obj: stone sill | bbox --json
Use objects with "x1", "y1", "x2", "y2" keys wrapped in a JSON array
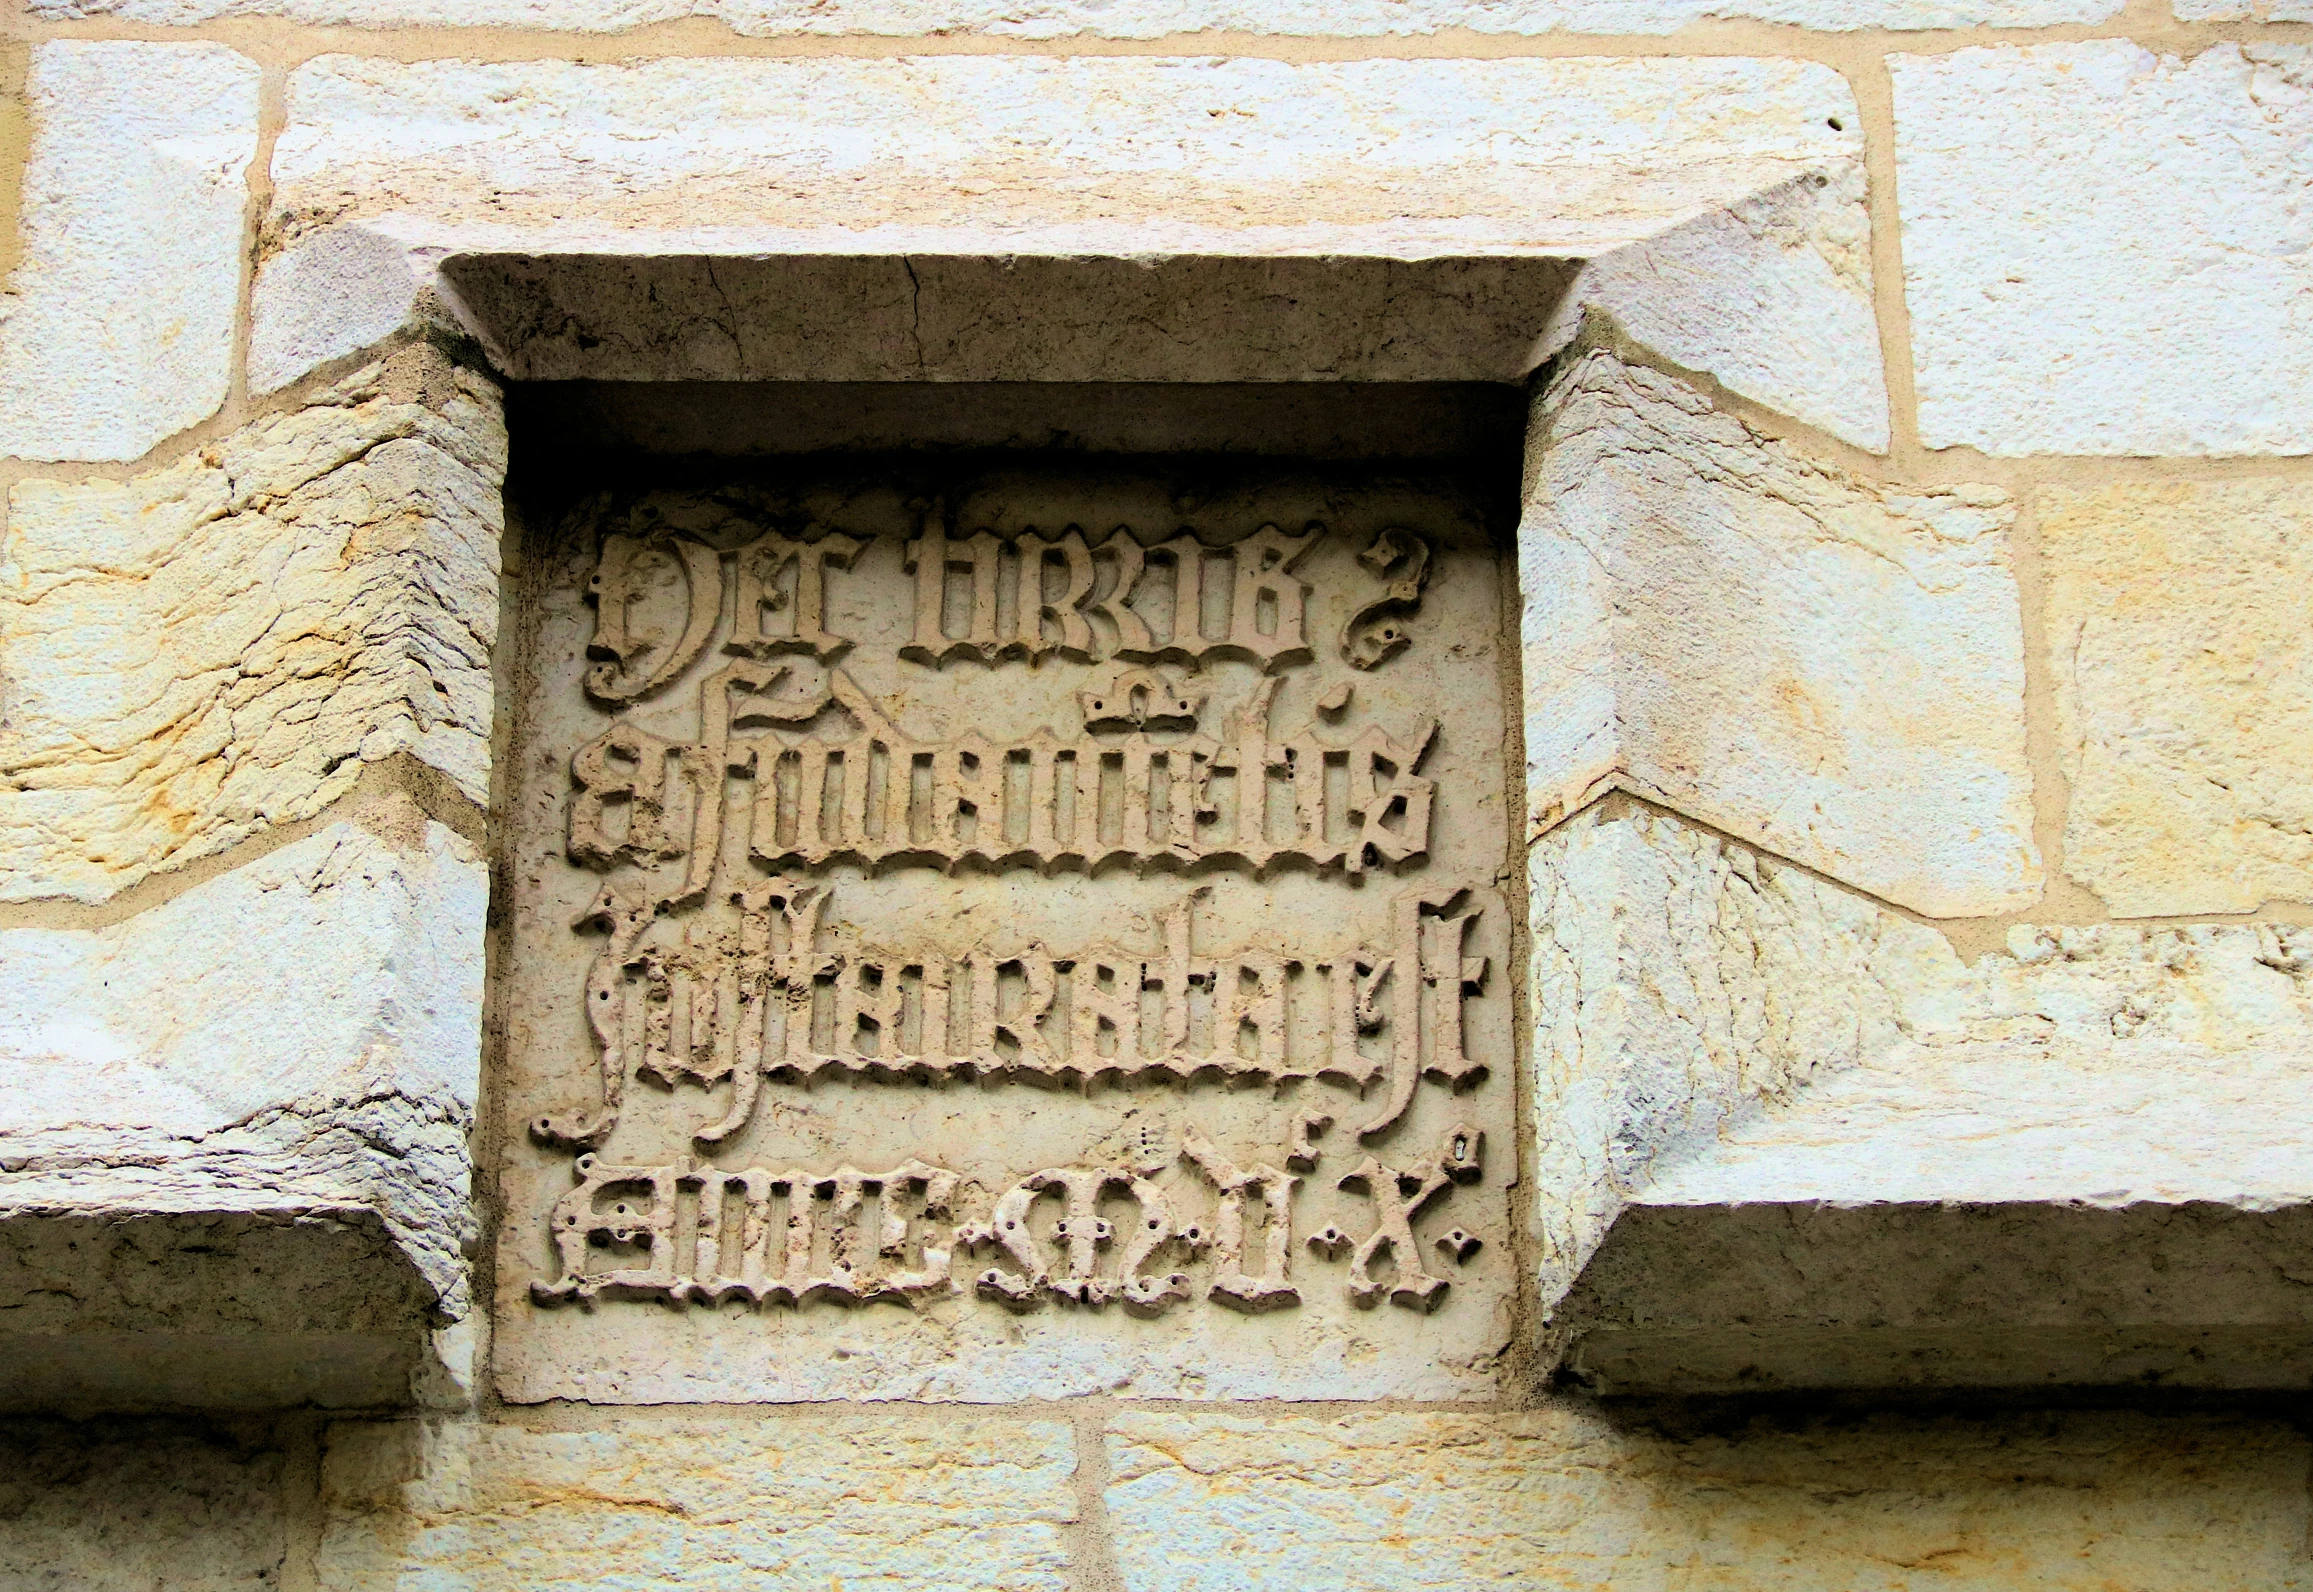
[
  {"x1": 0, "y1": 1209, "x2": 441, "y2": 1413},
  {"x1": 1557, "y1": 1200, "x2": 2313, "y2": 1394}
]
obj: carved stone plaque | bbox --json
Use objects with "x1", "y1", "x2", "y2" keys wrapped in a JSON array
[{"x1": 495, "y1": 463, "x2": 1519, "y2": 1402}]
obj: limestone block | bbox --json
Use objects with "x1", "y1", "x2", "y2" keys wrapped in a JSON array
[
  {"x1": 0, "y1": 349, "x2": 505, "y2": 905},
  {"x1": 314, "y1": 1416, "x2": 1077, "y2": 1590},
  {"x1": 494, "y1": 466, "x2": 1520, "y2": 1405},
  {"x1": 1537, "y1": 166, "x2": 1888, "y2": 449},
  {"x1": 1537, "y1": 802, "x2": 2313, "y2": 1388},
  {"x1": 2176, "y1": 0, "x2": 2313, "y2": 14},
  {"x1": 2043, "y1": 480, "x2": 2313, "y2": 916},
  {"x1": 0, "y1": 43, "x2": 259, "y2": 464},
  {"x1": 0, "y1": 1419, "x2": 288, "y2": 1588},
  {"x1": 1897, "y1": 42, "x2": 2313, "y2": 456},
  {"x1": 1522, "y1": 350, "x2": 2038, "y2": 917},
  {"x1": 1528, "y1": 803, "x2": 1953, "y2": 1308},
  {"x1": 1104, "y1": 1408, "x2": 2310, "y2": 1592},
  {"x1": 0, "y1": 813, "x2": 486, "y2": 1408},
  {"x1": 26, "y1": 0, "x2": 2123, "y2": 30},
  {"x1": 256, "y1": 53, "x2": 1864, "y2": 422}
]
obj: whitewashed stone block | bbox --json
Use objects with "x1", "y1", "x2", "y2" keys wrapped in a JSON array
[
  {"x1": 256, "y1": 53, "x2": 1865, "y2": 429},
  {"x1": 1522, "y1": 350, "x2": 2038, "y2": 917},
  {"x1": 0, "y1": 813, "x2": 486, "y2": 1408},
  {"x1": 314, "y1": 1417, "x2": 1077, "y2": 1590},
  {"x1": 1897, "y1": 42, "x2": 2313, "y2": 456},
  {"x1": 1537, "y1": 165, "x2": 1889, "y2": 450},
  {"x1": 0, "y1": 348, "x2": 504, "y2": 905},
  {"x1": 1104, "y1": 1408, "x2": 2309, "y2": 1592},
  {"x1": 24, "y1": 0, "x2": 2124, "y2": 31},
  {"x1": 2175, "y1": 0, "x2": 2313, "y2": 14},
  {"x1": 2044, "y1": 480, "x2": 2313, "y2": 916},
  {"x1": 0, "y1": 42, "x2": 259, "y2": 464},
  {"x1": 1528, "y1": 803, "x2": 1949, "y2": 1308},
  {"x1": 1537, "y1": 803, "x2": 2313, "y2": 1389}
]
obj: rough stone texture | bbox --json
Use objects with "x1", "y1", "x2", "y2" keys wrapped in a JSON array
[
  {"x1": 497, "y1": 465, "x2": 1519, "y2": 1405},
  {"x1": 315, "y1": 1416, "x2": 1078, "y2": 1590},
  {"x1": 0, "y1": 813, "x2": 486, "y2": 1327},
  {"x1": 1530, "y1": 802, "x2": 2313, "y2": 1299},
  {"x1": 0, "y1": 348, "x2": 505, "y2": 905},
  {"x1": 23, "y1": 0, "x2": 2124, "y2": 28},
  {"x1": 1565, "y1": 1203, "x2": 2313, "y2": 1392},
  {"x1": 0, "y1": 1419, "x2": 288, "y2": 1587},
  {"x1": 0, "y1": 42, "x2": 259, "y2": 464},
  {"x1": 429, "y1": 254, "x2": 1581, "y2": 388},
  {"x1": 1897, "y1": 42, "x2": 2313, "y2": 457},
  {"x1": 255, "y1": 53, "x2": 1868, "y2": 435},
  {"x1": 1105, "y1": 1408, "x2": 2311, "y2": 1591},
  {"x1": 2042, "y1": 480, "x2": 2313, "y2": 916},
  {"x1": 1521, "y1": 350, "x2": 2038, "y2": 917},
  {"x1": 2176, "y1": 0, "x2": 2313, "y2": 14},
  {"x1": 1536, "y1": 802, "x2": 2313, "y2": 1385},
  {"x1": 1529, "y1": 802, "x2": 1949, "y2": 1310},
  {"x1": 1538, "y1": 167, "x2": 1887, "y2": 449}
]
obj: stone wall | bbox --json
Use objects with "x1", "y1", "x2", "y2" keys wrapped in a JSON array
[{"x1": 3, "y1": 0, "x2": 2310, "y2": 1585}]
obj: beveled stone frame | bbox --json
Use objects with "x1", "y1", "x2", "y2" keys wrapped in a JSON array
[{"x1": 22, "y1": 82, "x2": 2300, "y2": 1409}]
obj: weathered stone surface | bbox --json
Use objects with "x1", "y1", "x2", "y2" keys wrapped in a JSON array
[
  {"x1": 1530, "y1": 801, "x2": 2313, "y2": 1296},
  {"x1": 0, "y1": 1419, "x2": 287, "y2": 1587},
  {"x1": 1105, "y1": 1407, "x2": 2311, "y2": 1591},
  {"x1": 25, "y1": 0, "x2": 2123, "y2": 28},
  {"x1": 2176, "y1": 0, "x2": 2313, "y2": 14},
  {"x1": 0, "y1": 349, "x2": 504, "y2": 905},
  {"x1": 256, "y1": 53, "x2": 1862, "y2": 417},
  {"x1": 1897, "y1": 42, "x2": 2313, "y2": 456},
  {"x1": 496, "y1": 464, "x2": 1518, "y2": 1404},
  {"x1": 0, "y1": 42, "x2": 259, "y2": 464},
  {"x1": 0, "y1": 812, "x2": 486, "y2": 1325},
  {"x1": 2043, "y1": 480, "x2": 2313, "y2": 916},
  {"x1": 434, "y1": 254, "x2": 1581, "y2": 388},
  {"x1": 1522, "y1": 350, "x2": 2038, "y2": 917},
  {"x1": 1529, "y1": 802, "x2": 1951, "y2": 1309},
  {"x1": 1537, "y1": 802, "x2": 2313, "y2": 1386},
  {"x1": 315, "y1": 1416, "x2": 1077, "y2": 1590},
  {"x1": 1538, "y1": 166, "x2": 1887, "y2": 450}
]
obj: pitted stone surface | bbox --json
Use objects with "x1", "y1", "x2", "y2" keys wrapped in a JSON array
[
  {"x1": 1521, "y1": 350, "x2": 2038, "y2": 917},
  {"x1": 1104, "y1": 1408, "x2": 2310, "y2": 1592},
  {"x1": 0, "y1": 351, "x2": 504, "y2": 904},
  {"x1": 0, "y1": 42, "x2": 259, "y2": 464},
  {"x1": 1897, "y1": 42, "x2": 2313, "y2": 456},
  {"x1": 25, "y1": 0, "x2": 2123, "y2": 28},
  {"x1": 315, "y1": 1416, "x2": 1077, "y2": 1590},
  {"x1": 0, "y1": 813, "x2": 486, "y2": 1315},
  {"x1": 2043, "y1": 480, "x2": 2313, "y2": 916},
  {"x1": 497, "y1": 462, "x2": 1519, "y2": 1403}
]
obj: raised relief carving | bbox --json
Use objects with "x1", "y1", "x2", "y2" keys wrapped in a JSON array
[
  {"x1": 1337, "y1": 1124, "x2": 1484, "y2": 1312},
  {"x1": 510, "y1": 475, "x2": 1511, "y2": 1389},
  {"x1": 534, "y1": 1153, "x2": 961, "y2": 1307},
  {"x1": 1341, "y1": 528, "x2": 1432, "y2": 671},
  {"x1": 904, "y1": 520, "x2": 1319, "y2": 671},
  {"x1": 566, "y1": 666, "x2": 1438, "y2": 882},
  {"x1": 531, "y1": 881, "x2": 1489, "y2": 1148}
]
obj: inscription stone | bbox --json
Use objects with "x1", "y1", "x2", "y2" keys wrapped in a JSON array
[{"x1": 497, "y1": 463, "x2": 1518, "y2": 1402}]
